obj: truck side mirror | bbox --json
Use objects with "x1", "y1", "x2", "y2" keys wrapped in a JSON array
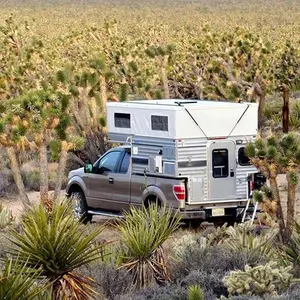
[{"x1": 84, "y1": 164, "x2": 93, "y2": 173}]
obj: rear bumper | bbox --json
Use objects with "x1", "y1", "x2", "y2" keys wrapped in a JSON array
[
  {"x1": 179, "y1": 210, "x2": 206, "y2": 220},
  {"x1": 178, "y1": 200, "x2": 250, "y2": 220}
]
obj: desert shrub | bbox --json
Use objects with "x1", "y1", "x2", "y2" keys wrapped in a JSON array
[
  {"x1": 79, "y1": 262, "x2": 134, "y2": 300},
  {"x1": 181, "y1": 269, "x2": 227, "y2": 298},
  {"x1": 21, "y1": 162, "x2": 67, "y2": 191},
  {"x1": 118, "y1": 203, "x2": 181, "y2": 289},
  {"x1": 0, "y1": 168, "x2": 18, "y2": 195},
  {"x1": 282, "y1": 220, "x2": 300, "y2": 277},
  {"x1": 0, "y1": 256, "x2": 47, "y2": 300},
  {"x1": 224, "y1": 222, "x2": 279, "y2": 259},
  {"x1": 223, "y1": 261, "x2": 294, "y2": 297},
  {"x1": 276, "y1": 283, "x2": 300, "y2": 299},
  {"x1": 118, "y1": 284, "x2": 187, "y2": 300},
  {"x1": 0, "y1": 203, "x2": 14, "y2": 230},
  {"x1": 187, "y1": 285, "x2": 205, "y2": 300},
  {"x1": 171, "y1": 245, "x2": 268, "y2": 281},
  {"x1": 7, "y1": 199, "x2": 106, "y2": 299},
  {"x1": 0, "y1": 232, "x2": 12, "y2": 260},
  {"x1": 222, "y1": 296, "x2": 264, "y2": 300}
]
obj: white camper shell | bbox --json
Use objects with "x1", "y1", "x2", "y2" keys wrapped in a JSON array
[{"x1": 107, "y1": 99, "x2": 258, "y2": 205}]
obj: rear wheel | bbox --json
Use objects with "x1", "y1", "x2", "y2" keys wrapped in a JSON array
[{"x1": 70, "y1": 191, "x2": 92, "y2": 224}]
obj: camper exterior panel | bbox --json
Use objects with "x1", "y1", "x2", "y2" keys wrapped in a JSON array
[
  {"x1": 107, "y1": 104, "x2": 177, "y2": 140},
  {"x1": 107, "y1": 100, "x2": 258, "y2": 141},
  {"x1": 175, "y1": 106, "x2": 255, "y2": 139},
  {"x1": 176, "y1": 139, "x2": 208, "y2": 202},
  {"x1": 229, "y1": 105, "x2": 258, "y2": 137},
  {"x1": 130, "y1": 137, "x2": 176, "y2": 175},
  {"x1": 174, "y1": 110, "x2": 206, "y2": 139}
]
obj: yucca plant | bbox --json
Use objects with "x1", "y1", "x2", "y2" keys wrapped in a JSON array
[
  {"x1": 118, "y1": 203, "x2": 181, "y2": 289},
  {"x1": 0, "y1": 256, "x2": 47, "y2": 300},
  {"x1": 283, "y1": 220, "x2": 300, "y2": 277},
  {"x1": 7, "y1": 199, "x2": 106, "y2": 299},
  {"x1": 0, "y1": 203, "x2": 15, "y2": 230},
  {"x1": 224, "y1": 222, "x2": 278, "y2": 260},
  {"x1": 187, "y1": 285, "x2": 205, "y2": 300}
]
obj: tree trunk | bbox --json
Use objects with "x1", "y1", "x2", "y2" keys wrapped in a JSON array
[
  {"x1": 72, "y1": 130, "x2": 108, "y2": 167},
  {"x1": 100, "y1": 75, "x2": 107, "y2": 117},
  {"x1": 257, "y1": 92, "x2": 266, "y2": 133},
  {"x1": 269, "y1": 177, "x2": 287, "y2": 242},
  {"x1": 39, "y1": 142, "x2": 50, "y2": 211},
  {"x1": 52, "y1": 142, "x2": 68, "y2": 202},
  {"x1": 6, "y1": 146, "x2": 31, "y2": 207},
  {"x1": 282, "y1": 87, "x2": 290, "y2": 133},
  {"x1": 286, "y1": 177, "x2": 296, "y2": 240},
  {"x1": 161, "y1": 56, "x2": 170, "y2": 99}
]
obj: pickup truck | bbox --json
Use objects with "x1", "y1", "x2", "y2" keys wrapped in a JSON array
[{"x1": 66, "y1": 145, "x2": 206, "y2": 222}]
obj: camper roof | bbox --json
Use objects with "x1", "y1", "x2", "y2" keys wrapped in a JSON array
[
  {"x1": 107, "y1": 99, "x2": 255, "y2": 110},
  {"x1": 106, "y1": 99, "x2": 258, "y2": 141}
]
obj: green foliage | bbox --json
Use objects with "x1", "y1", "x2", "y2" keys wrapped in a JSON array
[
  {"x1": 187, "y1": 285, "x2": 205, "y2": 300},
  {"x1": 224, "y1": 261, "x2": 294, "y2": 297},
  {"x1": 49, "y1": 139, "x2": 61, "y2": 161},
  {"x1": 0, "y1": 203, "x2": 15, "y2": 229},
  {"x1": 119, "y1": 203, "x2": 181, "y2": 289},
  {"x1": 7, "y1": 199, "x2": 105, "y2": 299},
  {"x1": 283, "y1": 220, "x2": 300, "y2": 277},
  {"x1": 246, "y1": 132, "x2": 300, "y2": 177},
  {"x1": 0, "y1": 256, "x2": 47, "y2": 300},
  {"x1": 224, "y1": 222, "x2": 278, "y2": 259},
  {"x1": 119, "y1": 83, "x2": 129, "y2": 101}
]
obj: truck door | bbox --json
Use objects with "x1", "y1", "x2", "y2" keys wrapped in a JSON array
[
  {"x1": 207, "y1": 140, "x2": 236, "y2": 200},
  {"x1": 112, "y1": 150, "x2": 131, "y2": 211},
  {"x1": 87, "y1": 150, "x2": 123, "y2": 210}
]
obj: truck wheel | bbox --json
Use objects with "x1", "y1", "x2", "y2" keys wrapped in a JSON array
[
  {"x1": 145, "y1": 195, "x2": 161, "y2": 209},
  {"x1": 70, "y1": 191, "x2": 92, "y2": 224}
]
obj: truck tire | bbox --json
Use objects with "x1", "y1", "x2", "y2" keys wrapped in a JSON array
[
  {"x1": 144, "y1": 195, "x2": 161, "y2": 208},
  {"x1": 70, "y1": 191, "x2": 92, "y2": 224}
]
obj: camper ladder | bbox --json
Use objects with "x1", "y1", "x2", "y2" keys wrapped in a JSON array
[{"x1": 241, "y1": 198, "x2": 259, "y2": 224}]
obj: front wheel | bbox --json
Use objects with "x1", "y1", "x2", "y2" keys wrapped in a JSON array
[{"x1": 70, "y1": 191, "x2": 92, "y2": 224}]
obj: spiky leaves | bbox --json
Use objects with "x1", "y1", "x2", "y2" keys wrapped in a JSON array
[
  {"x1": 0, "y1": 257, "x2": 47, "y2": 300},
  {"x1": 119, "y1": 203, "x2": 181, "y2": 289},
  {"x1": 187, "y1": 285, "x2": 205, "y2": 300},
  {"x1": 246, "y1": 132, "x2": 300, "y2": 242},
  {"x1": 7, "y1": 200, "x2": 105, "y2": 299},
  {"x1": 0, "y1": 203, "x2": 15, "y2": 230}
]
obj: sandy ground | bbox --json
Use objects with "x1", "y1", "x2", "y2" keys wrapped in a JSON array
[{"x1": 0, "y1": 174, "x2": 299, "y2": 222}]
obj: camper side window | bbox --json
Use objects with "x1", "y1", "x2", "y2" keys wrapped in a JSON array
[
  {"x1": 238, "y1": 147, "x2": 251, "y2": 166},
  {"x1": 212, "y1": 149, "x2": 229, "y2": 178},
  {"x1": 151, "y1": 115, "x2": 168, "y2": 131},
  {"x1": 115, "y1": 113, "x2": 131, "y2": 128}
]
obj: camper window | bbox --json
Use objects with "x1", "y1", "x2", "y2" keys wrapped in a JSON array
[
  {"x1": 114, "y1": 113, "x2": 131, "y2": 128},
  {"x1": 238, "y1": 147, "x2": 250, "y2": 166},
  {"x1": 212, "y1": 149, "x2": 229, "y2": 178},
  {"x1": 151, "y1": 115, "x2": 168, "y2": 131}
]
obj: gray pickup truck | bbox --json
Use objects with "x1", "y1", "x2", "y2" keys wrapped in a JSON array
[{"x1": 66, "y1": 145, "x2": 205, "y2": 222}]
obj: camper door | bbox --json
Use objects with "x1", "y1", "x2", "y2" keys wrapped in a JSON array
[{"x1": 207, "y1": 140, "x2": 236, "y2": 200}]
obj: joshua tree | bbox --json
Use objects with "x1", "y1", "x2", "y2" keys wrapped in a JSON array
[
  {"x1": 246, "y1": 132, "x2": 300, "y2": 242},
  {"x1": 273, "y1": 41, "x2": 300, "y2": 133},
  {"x1": 1, "y1": 88, "x2": 83, "y2": 210}
]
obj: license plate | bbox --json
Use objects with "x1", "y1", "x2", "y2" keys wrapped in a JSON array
[{"x1": 212, "y1": 208, "x2": 225, "y2": 217}]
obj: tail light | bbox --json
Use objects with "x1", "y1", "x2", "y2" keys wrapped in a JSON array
[
  {"x1": 250, "y1": 181, "x2": 254, "y2": 191},
  {"x1": 173, "y1": 184, "x2": 185, "y2": 201}
]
